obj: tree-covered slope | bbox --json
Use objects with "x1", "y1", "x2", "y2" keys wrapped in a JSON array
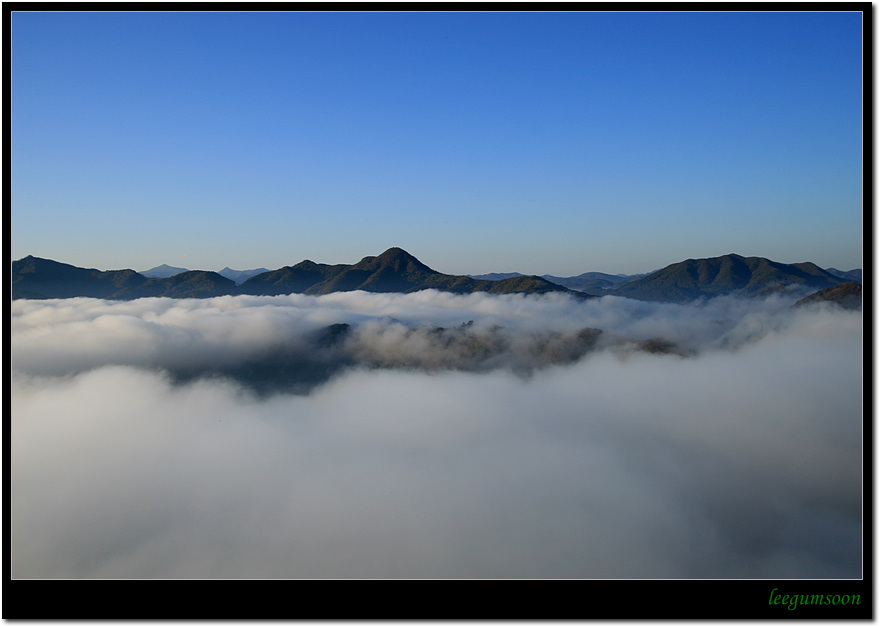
[
  {"x1": 794, "y1": 281, "x2": 862, "y2": 310},
  {"x1": 13, "y1": 257, "x2": 235, "y2": 300},
  {"x1": 610, "y1": 254, "x2": 845, "y2": 302},
  {"x1": 12, "y1": 256, "x2": 148, "y2": 299},
  {"x1": 241, "y1": 248, "x2": 588, "y2": 298},
  {"x1": 114, "y1": 271, "x2": 237, "y2": 299},
  {"x1": 238, "y1": 260, "x2": 349, "y2": 295},
  {"x1": 12, "y1": 248, "x2": 587, "y2": 300}
]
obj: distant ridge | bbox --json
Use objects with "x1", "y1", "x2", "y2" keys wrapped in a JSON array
[
  {"x1": 11, "y1": 250, "x2": 857, "y2": 302},
  {"x1": 470, "y1": 271, "x2": 648, "y2": 295},
  {"x1": 239, "y1": 247, "x2": 587, "y2": 298},
  {"x1": 140, "y1": 264, "x2": 189, "y2": 279},
  {"x1": 541, "y1": 272, "x2": 647, "y2": 295},
  {"x1": 12, "y1": 248, "x2": 588, "y2": 300},
  {"x1": 217, "y1": 267, "x2": 270, "y2": 284},
  {"x1": 13, "y1": 256, "x2": 148, "y2": 300},
  {"x1": 114, "y1": 271, "x2": 236, "y2": 299},
  {"x1": 468, "y1": 272, "x2": 524, "y2": 281},
  {"x1": 610, "y1": 254, "x2": 847, "y2": 303},
  {"x1": 825, "y1": 268, "x2": 862, "y2": 283}
]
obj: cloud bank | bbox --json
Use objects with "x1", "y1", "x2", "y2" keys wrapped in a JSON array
[{"x1": 10, "y1": 291, "x2": 863, "y2": 578}]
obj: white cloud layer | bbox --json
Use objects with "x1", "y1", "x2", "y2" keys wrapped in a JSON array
[{"x1": 10, "y1": 291, "x2": 863, "y2": 578}]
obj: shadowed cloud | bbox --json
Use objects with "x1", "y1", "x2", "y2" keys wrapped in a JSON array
[{"x1": 10, "y1": 290, "x2": 862, "y2": 578}]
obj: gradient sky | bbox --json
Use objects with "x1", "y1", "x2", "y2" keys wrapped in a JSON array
[{"x1": 10, "y1": 10, "x2": 864, "y2": 276}]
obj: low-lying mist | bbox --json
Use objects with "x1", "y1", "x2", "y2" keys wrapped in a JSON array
[{"x1": 11, "y1": 290, "x2": 863, "y2": 578}]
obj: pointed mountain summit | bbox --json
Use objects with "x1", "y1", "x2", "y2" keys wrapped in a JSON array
[
  {"x1": 361, "y1": 247, "x2": 434, "y2": 272},
  {"x1": 11, "y1": 249, "x2": 590, "y2": 300},
  {"x1": 240, "y1": 247, "x2": 589, "y2": 298},
  {"x1": 313, "y1": 247, "x2": 445, "y2": 294},
  {"x1": 12, "y1": 250, "x2": 852, "y2": 303}
]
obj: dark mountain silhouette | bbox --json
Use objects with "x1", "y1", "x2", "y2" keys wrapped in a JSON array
[
  {"x1": 113, "y1": 271, "x2": 237, "y2": 299},
  {"x1": 12, "y1": 250, "x2": 854, "y2": 303},
  {"x1": 12, "y1": 256, "x2": 236, "y2": 300},
  {"x1": 542, "y1": 272, "x2": 647, "y2": 295},
  {"x1": 140, "y1": 264, "x2": 189, "y2": 279},
  {"x1": 825, "y1": 268, "x2": 862, "y2": 283},
  {"x1": 470, "y1": 270, "x2": 647, "y2": 295},
  {"x1": 164, "y1": 321, "x2": 611, "y2": 397},
  {"x1": 239, "y1": 248, "x2": 588, "y2": 298},
  {"x1": 794, "y1": 281, "x2": 862, "y2": 310},
  {"x1": 483, "y1": 275, "x2": 576, "y2": 296},
  {"x1": 610, "y1": 254, "x2": 846, "y2": 303},
  {"x1": 236, "y1": 259, "x2": 350, "y2": 295},
  {"x1": 12, "y1": 256, "x2": 148, "y2": 299},
  {"x1": 12, "y1": 249, "x2": 587, "y2": 300},
  {"x1": 140, "y1": 264, "x2": 269, "y2": 284},
  {"x1": 217, "y1": 267, "x2": 270, "y2": 284},
  {"x1": 309, "y1": 247, "x2": 439, "y2": 294},
  {"x1": 468, "y1": 272, "x2": 523, "y2": 281}
]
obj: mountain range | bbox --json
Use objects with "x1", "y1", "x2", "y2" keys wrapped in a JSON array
[
  {"x1": 141, "y1": 264, "x2": 270, "y2": 284},
  {"x1": 12, "y1": 248, "x2": 587, "y2": 301},
  {"x1": 470, "y1": 271, "x2": 651, "y2": 295},
  {"x1": 473, "y1": 254, "x2": 859, "y2": 302},
  {"x1": 139, "y1": 264, "x2": 190, "y2": 279},
  {"x1": 12, "y1": 249, "x2": 860, "y2": 303},
  {"x1": 609, "y1": 253, "x2": 851, "y2": 303},
  {"x1": 218, "y1": 267, "x2": 271, "y2": 284},
  {"x1": 235, "y1": 248, "x2": 579, "y2": 297},
  {"x1": 825, "y1": 268, "x2": 863, "y2": 283}
]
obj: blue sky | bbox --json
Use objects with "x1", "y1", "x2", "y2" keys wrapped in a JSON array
[{"x1": 11, "y1": 10, "x2": 864, "y2": 276}]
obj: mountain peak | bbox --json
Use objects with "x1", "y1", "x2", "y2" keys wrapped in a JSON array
[
  {"x1": 351, "y1": 247, "x2": 435, "y2": 274},
  {"x1": 13, "y1": 250, "x2": 582, "y2": 300},
  {"x1": 141, "y1": 263, "x2": 189, "y2": 278},
  {"x1": 376, "y1": 247, "x2": 417, "y2": 261}
]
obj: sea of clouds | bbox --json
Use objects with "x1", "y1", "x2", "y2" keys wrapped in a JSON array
[{"x1": 11, "y1": 290, "x2": 863, "y2": 578}]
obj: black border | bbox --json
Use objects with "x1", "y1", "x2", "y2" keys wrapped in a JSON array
[{"x1": 4, "y1": 3, "x2": 873, "y2": 620}]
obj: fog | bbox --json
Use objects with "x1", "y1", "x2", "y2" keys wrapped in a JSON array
[{"x1": 10, "y1": 290, "x2": 863, "y2": 578}]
